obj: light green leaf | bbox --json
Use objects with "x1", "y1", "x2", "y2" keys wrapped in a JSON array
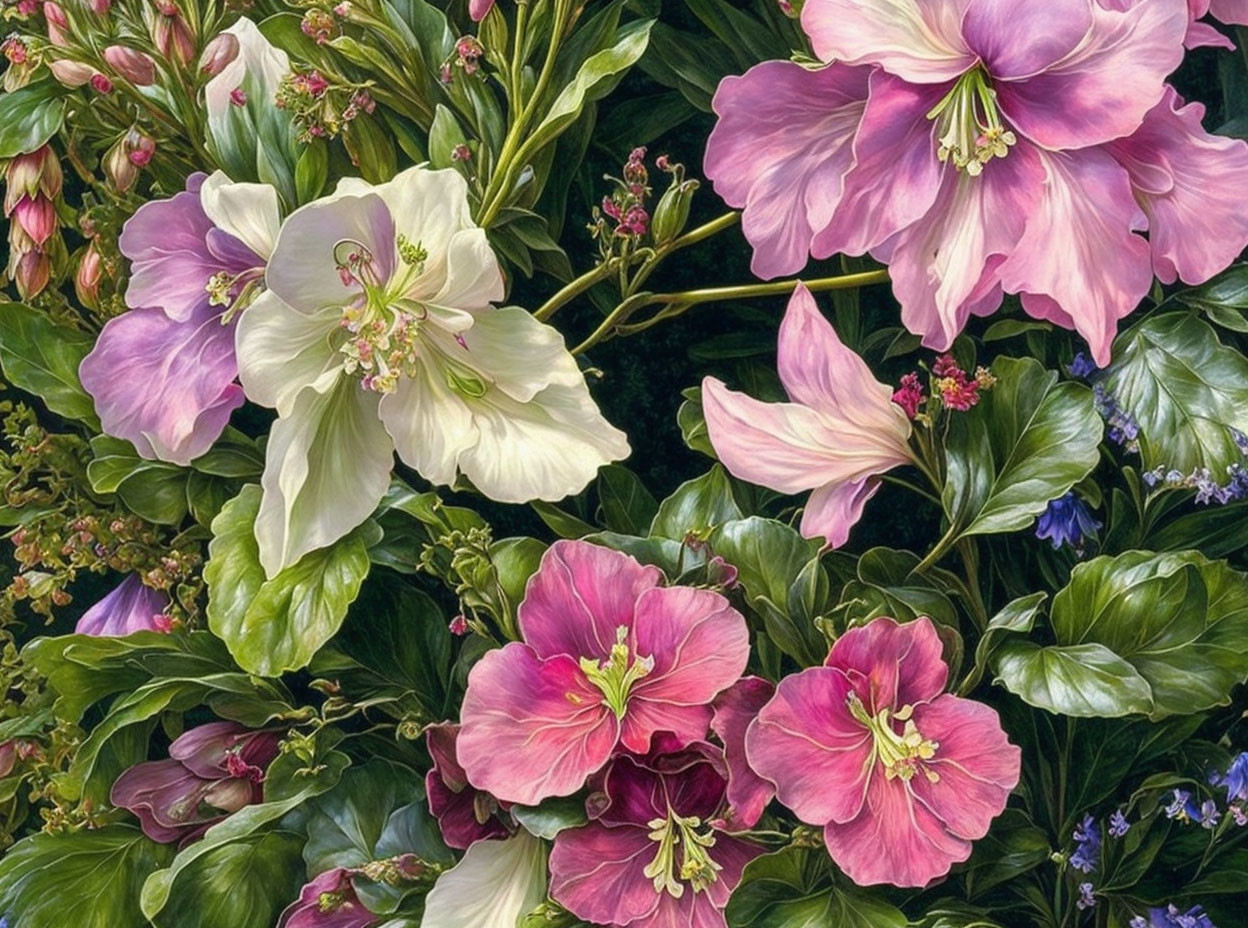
[
  {"x1": 206, "y1": 485, "x2": 373, "y2": 676},
  {"x1": 0, "y1": 826, "x2": 173, "y2": 928},
  {"x1": 943, "y1": 356, "x2": 1101, "y2": 538},
  {"x1": 511, "y1": 797, "x2": 589, "y2": 840},
  {"x1": 994, "y1": 640, "x2": 1154, "y2": 718},
  {"x1": 0, "y1": 81, "x2": 68, "y2": 157},
  {"x1": 0, "y1": 302, "x2": 99, "y2": 424}
]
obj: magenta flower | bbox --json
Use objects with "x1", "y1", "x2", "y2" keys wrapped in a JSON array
[
  {"x1": 701, "y1": 285, "x2": 914, "y2": 547},
  {"x1": 549, "y1": 743, "x2": 762, "y2": 928},
  {"x1": 706, "y1": 0, "x2": 1248, "y2": 364},
  {"x1": 745, "y1": 617, "x2": 1020, "y2": 887},
  {"x1": 457, "y1": 540, "x2": 750, "y2": 806},
  {"x1": 74, "y1": 574, "x2": 171, "y2": 636},
  {"x1": 277, "y1": 868, "x2": 375, "y2": 928},
  {"x1": 111, "y1": 721, "x2": 281, "y2": 843},
  {"x1": 710, "y1": 677, "x2": 775, "y2": 829},
  {"x1": 80, "y1": 171, "x2": 278, "y2": 465},
  {"x1": 424, "y1": 722, "x2": 513, "y2": 850}
]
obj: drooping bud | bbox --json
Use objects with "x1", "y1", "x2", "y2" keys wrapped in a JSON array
[
  {"x1": 12, "y1": 195, "x2": 56, "y2": 245},
  {"x1": 12, "y1": 248, "x2": 51, "y2": 299},
  {"x1": 198, "y1": 31, "x2": 239, "y2": 76},
  {"x1": 48, "y1": 58, "x2": 95, "y2": 87},
  {"x1": 103, "y1": 45, "x2": 157, "y2": 85},
  {"x1": 74, "y1": 240, "x2": 103, "y2": 310},
  {"x1": 151, "y1": 0, "x2": 196, "y2": 66}
]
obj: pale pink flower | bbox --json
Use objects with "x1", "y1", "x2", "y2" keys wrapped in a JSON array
[
  {"x1": 701, "y1": 284, "x2": 914, "y2": 547},
  {"x1": 745, "y1": 617, "x2": 1020, "y2": 887},
  {"x1": 457, "y1": 540, "x2": 750, "y2": 806},
  {"x1": 705, "y1": 0, "x2": 1248, "y2": 365}
]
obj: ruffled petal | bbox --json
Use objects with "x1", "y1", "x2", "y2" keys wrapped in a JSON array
[
  {"x1": 1107, "y1": 86, "x2": 1248, "y2": 285},
  {"x1": 81, "y1": 302, "x2": 243, "y2": 465},
  {"x1": 704, "y1": 61, "x2": 870, "y2": 279},
  {"x1": 961, "y1": 0, "x2": 1091, "y2": 79},
  {"x1": 909, "y1": 694, "x2": 1021, "y2": 841},
  {"x1": 711, "y1": 677, "x2": 777, "y2": 828},
  {"x1": 456, "y1": 306, "x2": 589, "y2": 404},
  {"x1": 826, "y1": 616, "x2": 949, "y2": 710},
  {"x1": 253, "y1": 379, "x2": 393, "y2": 577},
  {"x1": 199, "y1": 171, "x2": 281, "y2": 261},
  {"x1": 799, "y1": 0, "x2": 974, "y2": 82},
  {"x1": 800, "y1": 477, "x2": 882, "y2": 548},
  {"x1": 999, "y1": 146, "x2": 1152, "y2": 366},
  {"x1": 518, "y1": 540, "x2": 663, "y2": 662},
  {"x1": 234, "y1": 292, "x2": 343, "y2": 416},
  {"x1": 745, "y1": 666, "x2": 875, "y2": 826},
  {"x1": 631, "y1": 585, "x2": 750, "y2": 700},
  {"x1": 458, "y1": 644, "x2": 620, "y2": 805},
  {"x1": 994, "y1": 0, "x2": 1188, "y2": 149}
]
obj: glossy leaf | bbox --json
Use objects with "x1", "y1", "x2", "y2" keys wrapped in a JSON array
[
  {"x1": 0, "y1": 81, "x2": 68, "y2": 157},
  {"x1": 0, "y1": 302, "x2": 99, "y2": 424},
  {"x1": 650, "y1": 464, "x2": 743, "y2": 540}
]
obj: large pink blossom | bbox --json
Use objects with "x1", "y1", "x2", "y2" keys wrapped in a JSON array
[
  {"x1": 701, "y1": 285, "x2": 914, "y2": 547},
  {"x1": 705, "y1": 0, "x2": 1248, "y2": 365},
  {"x1": 549, "y1": 742, "x2": 763, "y2": 928},
  {"x1": 745, "y1": 617, "x2": 1020, "y2": 887},
  {"x1": 457, "y1": 540, "x2": 750, "y2": 806}
]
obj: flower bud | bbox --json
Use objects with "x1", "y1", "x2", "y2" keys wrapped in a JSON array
[
  {"x1": 90, "y1": 0, "x2": 111, "y2": 13},
  {"x1": 151, "y1": 1, "x2": 196, "y2": 66},
  {"x1": 103, "y1": 45, "x2": 156, "y2": 85},
  {"x1": 89, "y1": 71, "x2": 113, "y2": 93},
  {"x1": 103, "y1": 136, "x2": 138, "y2": 192},
  {"x1": 12, "y1": 195, "x2": 56, "y2": 245},
  {"x1": 127, "y1": 131, "x2": 155, "y2": 166},
  {"x1": 74, "y1": 240, "x2": 102, "y2": 310},
  {"x1": 198, "y1": 31, "x2": 239, "y2": 77},
  {"x1": 48, "y1": 57, "x2": 94, "y2": 87},
  {"x1": 43, "y1": 1, "x2": 69, "y2": 46},
  {"x1": 12, "y1": 249, "x2": 50, "y2": 299},
  {"x1": 651, "y1": 178, "x2": 698, "y2": 244},
  {"x1": 4, "y1": 146, "x2": 61, "y2": 209}
]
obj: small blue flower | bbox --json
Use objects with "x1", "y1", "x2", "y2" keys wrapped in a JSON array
[
  {"x1": 1221, "y1": 752, "x2": 1248, "y2": 804},
  {"x1": 1108, "y1": 809, "x2": 1130, "y2": 838},
  {"x1": 1198, "y1": 799, "x2": 1221, "y2": 830},
  {"x1": 1068, "y1": 353, "x2": 1099, "y2": 379},
  {"x1": 1092, "y1": 384, "x2": 1141, "y2": 450},
  {"x1": 1164, "y1": 789, "x2": 1202, "y2": 823},
  {"x1": 1133, "y1": 904, "x2": 1217, "y2": 928},
  {"x1": 1069, "y1": 814, "x2": 1101, "y2": 873},
  {"x1": 1076, "y1": 882, "x2": 1096, "y2": 911},
  {"x1": 1035, "y1": 493, "x2": 1101, "y2": 552}
]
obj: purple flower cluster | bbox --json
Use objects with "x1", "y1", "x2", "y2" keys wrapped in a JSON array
[
  {"x1": 1143, "y1": 431, "x2": 1248, "y2": 504},
  {"x1": 1092, "y1": 383, "x2": 1141, "y2": 451},
  {"x1": 1131, "y1": 905, "x2": 1217, "y2": 928},
  {"x1": 1069, "y1": 814, "x2": 1101, "y2": 873}
]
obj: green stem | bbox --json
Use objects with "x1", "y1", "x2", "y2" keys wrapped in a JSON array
[{"x1": 913, "y1": 521, "x2": 960, "y2": 574}]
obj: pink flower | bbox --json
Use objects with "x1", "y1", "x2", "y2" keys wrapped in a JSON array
[
  {"x1": 745, "y1": 617, "x2": 1020, "y2": 887},
  {"x1": 892, "y1": 372, "x2": 925, "y2": 419},
  {"x1": 710, "y1": 677, "x2": 775, "y2": 829},
  {"x1": 701, "y1": 284, "x2": 914, "y2": 547},
  {"x1": 277, "y1": 868, "x2": 375, "y2": 928},
  {"x1": 549, "y1": 742, "x2": 763, "y2": 928},
  {"x1": 111, "y1": 721, "x2": 281, "y2": 843},
  {"x1": 705, "y1": 0, "x2": 1248, "y2": 365},
  {"x1": 424, "y1": 723, "x2": 512, "y2": 850},
  {"x1": 457, "y1": 540, "x2": 750, "y2": 806}
]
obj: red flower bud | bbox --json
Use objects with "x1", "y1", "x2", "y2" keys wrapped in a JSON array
[
  {"x1": 13, "y1": 196, "x2": 56, "y2": 245},
  {"x1": 90, "y1": 71, "x2": 113, "y2": 93},
  {"x1": 103, "y1": 45, "x2": 156, "y2": 85}
]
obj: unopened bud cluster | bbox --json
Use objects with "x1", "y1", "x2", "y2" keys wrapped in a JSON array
[
  {"x1": 276, "y1": 68, "x2": 376, "y2": 142},
  {"x1": 590, "y1": 148, "x2": 700, "y2": 261},
  {"x1": 3, "y1": 145, "x2": 61, "y2": 299}
]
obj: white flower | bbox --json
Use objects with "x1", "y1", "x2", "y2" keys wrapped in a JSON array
[
  {"x1": 236, "y1": 165, "x2": 629, "y2": 577},
  {"x1": 421, "y1": 833, "x2": 549, "y2": 928}
]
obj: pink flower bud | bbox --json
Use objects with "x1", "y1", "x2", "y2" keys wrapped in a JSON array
[
  {"x1": 0, "y1": 741, "x2": 14, "y2": 778},
  {"x1": 103, "y1": 137, "x2": 138, "y2": 191},
  {"x1": 42, "y1": 1, "x2": 69, "y2": 45},
  {"x1": 128, "y1": 136, "x2": 155, "y2": 166},
  {"x1": 13, "y1": 196, "x2": 55, "y2": 245},
  {"x1": 74, "y1": 241, "x2": 102, "y2": 310},
  {"x1": 468, "y1": 0, "x2": 495, "y2": 20},
  {"x1": 48, "y1": 57, "x2": 94, "y2": 87},
  {"x1": 229, "y1": 87, "x2": 246, "y2": 106},
  {"x1": 152, "y1": 3, "x2": 196, "y2": 66},
  {"x1": 13, "y1": 249, "x2": 51, "y2": 300},
  {"x1": 4, "y1": 146, "x2": 60, "y2": 209},
  {"x1": 103, "y1": 45, "x2": 156, "y2": 85},
  {"x1": 448, "y1": 614, "x2": 470, "y2": 635},
  {"x1": 90, "y1": 71, "x2": 113, "y2": 93},
  {"x1": 90, "y1": 0, "x2": 111, "y2": 13},
  {"x1": 198, "y1": 31, "x2": 238, "y2": 76}
]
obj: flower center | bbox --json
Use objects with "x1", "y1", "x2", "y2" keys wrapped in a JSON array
[
  {"x1": 926, "y1": 67, "x2": 1016, "y2": 176},
  {"x1": 333, "y1": 235, "x2": 439, "y2": 394},
  {"x1": 578, "y1": 626, "x2": 655, "y2": 718},
  {"x1": 204, "y1": 266, "x2": 264, "y2": 317},
  {"x1": 847, "y1": 691, "x2": 940, "y2": 783},
  {"x1": 643, "y1": 811, "x2": 722, "y2": 899}
]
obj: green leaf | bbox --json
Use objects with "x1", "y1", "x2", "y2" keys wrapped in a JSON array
[
  {"x1": 650, "y1": 464, "x2": 743, "y2": 541},
  {"x1": 995, "y1": 551, "x2": 1248, "y2": 719},
  {"x1": 527, "y1": 20, "x2": 654, "y2": 153},
  {"x1": 597, "y1": 464, "x2": 658, "y2": 535},
  {"x1": 141, "y1": 750, "x2": 350, "y2": 923},
  {"x1": 834, "y1": 547, "x2": 960, "y2": 630},
  {"x1": 943, "y1": 356, "x2": 1101, "y2": 538},
  {"x1": 491, "y1": 536, "x2": 547, "y2": 624},
  {"x1": 303, "y1": 759, "x2": 452, "y2": 912},
  {"x1": 427, "y1": 103, "x2": 463, "y2": 169},
  {"x1": 711, "y1": 517, "x2": 828, "y2": 666},
  {"x1": 294, "y1": 139, "x2": 329, "y2": 204},
  {"x1": 1103, "y1": 311, "x2": 1248, "y2": 475},
  {"x1": 0, "y1": 303, "x2": 99, "y2": 424},
  {"x1": 0, "y1": 81, "x2": 68, "y2": 157},
  {"x1": 511, "y1": 797, "x2": 589, "y2": 839},
  {"x1": 963, "y1": 592, "x2": 1047, "y2": 691},
  {"x1": 0, "y1": 826, "x2": 173, "y2": 928},
  {"x1": 961, "y1": 809, "x2": 1051, "y2": 898},
  {"x1": 88, "y1": 436, "x2": 191, "y2": 525},
  {"x1": 725, "y1": 847, "x2": 908, "y2": 928},
  {"x1": 676, "y1": 386, "x2": 715, "y2": 457},
  {"x1": 531, "y1": 500, "x2": 596, "y2": 538},
  {"x1": 206, "y1": 486, "x2": 373, "y2": 676}
]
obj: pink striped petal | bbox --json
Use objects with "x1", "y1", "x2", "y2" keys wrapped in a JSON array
[
  {"x1": 827, "y1": 616, "x2": 948, "y2": 711},
  {"x1": 711, "y1": 677, "x2": 776, "y2": 828}
]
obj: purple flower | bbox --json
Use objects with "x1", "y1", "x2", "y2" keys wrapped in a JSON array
[
  {"x1": 1198, "y1": 799, "x2": 1221, "y2": 829},
  {"x1": 1164, "y1": 789, "x2": 1202, "y2": 823},
  {"x1": 1070, "y1": 814, "x2": 1101, "y2": 873},
  {"x1": 1109, "y1": 809, "x2": 1130, "y2": 838},
  {"x1": 1067, "y1": 353, "x2": 1099, "y2": 379},
  {"x1": 277, "y1": 868, "x2": 375, "y2": 928},
  {"x1": 1076, "y1": 881, "x2": 1096, "y2": 911},
  {"x1": 1222, "y1": 753, "x2": 1248, "y2": 803},
  {"x1": 1035, "y1": 493, "x2": 1101, "y2": 551},
  {"x1": 74, "y1": 575, "x2": 171, "y2": 636},
  {"x1": 1093, "y1": 384, "x2": 1141, "y2": 450},
  {"x1": 1132, "y1": 904, "x2": 1218, "y2": 928},
  {"x1": 79, "y1": 172, "x2": 278, "y2": 465},
  {"x1": 110, "y1": 721, "x2": 281, "y2": 843},
  {"x1": 423, "y1": 722, "x2": 512, "y2": 850}
]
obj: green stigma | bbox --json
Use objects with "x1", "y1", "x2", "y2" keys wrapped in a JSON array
[
  {"x1": 579, "y1": 626, "x2": 655, "y2": 717},
  {"x1": 643, "y1": 811, "x2": 723, "y2": 899},
  {"x1": 926, "y1": 66, "x2": 1016, "y2": 176},
  {"x1": 847, "y1": 691, "x2": 940, "y2": 783}
]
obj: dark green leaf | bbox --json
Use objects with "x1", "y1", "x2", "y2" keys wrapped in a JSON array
[
  {"x1": 650, "y1": 464, "x2": 743, "y2": 540},
  {"x1": 597, "y1": 464, "x2": 658, "y2": 535},
  {"x1": 511, "y1": 797, "x2": 589, "y2": 839},
  {"x1": 0, "y1": 302, "x2": 99, "y2": 423},
  {"x1": 0, "y1": 81, "x2": 68, "y2": 157}
]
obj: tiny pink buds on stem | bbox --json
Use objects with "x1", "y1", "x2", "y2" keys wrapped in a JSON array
[
  {"x1": 74, "y1": 240, "x2": 103, "y2": 310},
  {"x1": 198, "y1": 32, "x2": 239, "y2": 77},
  {"x1": 103, "y1": 45, "x2": 156, "y2": 85}
]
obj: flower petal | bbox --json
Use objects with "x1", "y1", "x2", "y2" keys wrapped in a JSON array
[
  {"x1": 827, "y1": 616, "x2": 949, "y2": 710},
  {"x1": 426, "y1": 228, "x2": 505, "y2": 311},
  {"x1": 425, "y1": 723, "x2": 511, "y2": 850},
  {"x1": 822, "y1": 771, "x2": 971, "y2": 887},
  {"x1": 799, "y1": 0, "x2": 974, "y2": 82},
  {"x1": 800, "y1": 477, "x2": 882, "y2": 548},
  {"x1": 457, "y1": 306, "x2": 589, "y2": 403},
  {"x1": 1107, "y1": 86, "x2": 1248, "y2": 285},
  {"x1": 234, "y1": 292, "x2": 344, "y2": 416},
  {"x1": 205, "y1": 18, "x2": 289, "y2": 123},
  {"x1": 74, "y1": 575, "x2": 170, "y2": 636},
  {"x1": 518, "y1": 540, "x2": 663, "y2": 662},
  {"x1": 745, "y1": 666, "x2": 875, "y2": 826},
  {"x1": 999, "y1": 146, "x2": 1152, "y2": 366},
  {"x1": 253, "y1": 379, "x2": 393, "y2": 577},
  {"x1": 909, "y1": 694, "x2": 1020, "y2": 841},
  {"x1": 373, "y1": 165, "x2": 478, "y2": 299},
  {"x1": 81, "y1": 302, "x2": 243, "y2": 465},
  {"x1": 378, "y1": 352, "x2": 478, "y2": 489},
  {"x1": 278, "y1": 868, "x2": 372, "y2": 928},
  {"x1": 704, "y1": 61, "x2": 870, "y2": 279},
  {"x1": 960, "y1": 0, "x2": 1091, "y2": 79},
  {"x1": 549, "y1": 823, "x2": 662, "y2": 927},
  {"x1": 711, "y1": 677, "x2": 777, "y2": 828},
  {"x1": 994, "y1": 0, "x2": 1188, "y2": 149},
  {"x1": 458, "y1": 644, "x2": 619, "y2": 805},
  {"x1": 422, "y1": 832, "x2": 549, "y2": 928},
  {"x1": 198, "y1": 170, "x2": 281, "y2": 261}
]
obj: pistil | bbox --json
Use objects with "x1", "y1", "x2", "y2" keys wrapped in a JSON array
[
  {"x1": 643, "y1": 811, "x2": 723, "y2": 899},
  {"x1": 578, "y1": 626, "x2": 655, "y2": 717},
  {"x1": 926, "y1": 67, "x2": 1016, "y2": 176},
  {"x1": 847, "y1": 691, "x2": 939, "y2": 783}
]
